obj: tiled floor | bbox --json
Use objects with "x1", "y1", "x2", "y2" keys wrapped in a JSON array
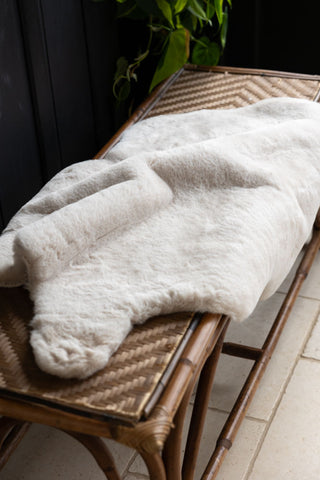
[{"x1": 1, "y1": 251, "x2": 320, "y2": 480}]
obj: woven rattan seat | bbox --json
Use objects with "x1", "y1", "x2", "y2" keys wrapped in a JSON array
[
  {"x1": 0, "y1": 287, "x2": 196, "y2": 424},
  {"x1": 0, "y1": 66, "x2": 320, "y2": 479}
]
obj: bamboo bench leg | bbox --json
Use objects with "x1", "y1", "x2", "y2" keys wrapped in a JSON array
[
  {"x1": 162, "y1": 394, "x2": 188, "y2": 480},
  {"x1": 162, "y1": 382, "x2": 194, "y2": 480},
  {"x1": 140, "y1": 451, "x2": 167, "y2": 480},
  {"x1": 182, "y1": 320, "x2": 230, "y2": 480},
  {"x1": 162, "y1": 316, "x2": 230, "y2": 480},
  {"x1": 0, "y1": 417, "x2": 30, "y2": 470},
  {"x1": 64, "y1": 430, "x2": 122, "y2": 480}
]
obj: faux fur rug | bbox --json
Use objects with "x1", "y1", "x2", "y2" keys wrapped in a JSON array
[{"x1": 1, "y1": 97, "x2": 320, "y2": 379}]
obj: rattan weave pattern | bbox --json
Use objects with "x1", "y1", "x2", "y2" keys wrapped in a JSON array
[
  {"x1": 147, "y1": 70, "x2": 320, "y2": 117},
  {"x1": 0, "y1": 287, "x2": 194, "y2": 422}
]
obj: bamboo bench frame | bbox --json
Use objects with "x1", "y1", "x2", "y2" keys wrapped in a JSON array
[{"x1": 0, "y1": 66, "x2": 320, "y2": 479}]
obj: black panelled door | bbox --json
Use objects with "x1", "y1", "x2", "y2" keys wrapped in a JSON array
[{"x1": 0, "y1": 0, "x2": 118, "y2": 229}]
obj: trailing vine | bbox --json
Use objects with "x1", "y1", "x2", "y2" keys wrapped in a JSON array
[{"x1": 112, "y1": 0, "x2": 231, "y2": 104}]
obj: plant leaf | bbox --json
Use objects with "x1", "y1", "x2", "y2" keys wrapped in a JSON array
[
  {"x1": 117, "y1": 80, "x2": 131, "y2": 101},
  {"x1": 188, "y1": 0, "x2": 208, "y2": 22},
  {"x1": 114, "y1": 57, "x2": 129, "y2": 80},
  {"x1": 191, "y1": 36, "x2": 220, "y2": 65},
  {"x1": 220, "y1": 8, "x2": 228, "y2": 49},
  {"x1": 117, "y1": 0, "x2": 138, "y2": 18},
  {"x1": 174, "y1": 0, "x2": 189, "y2": 14},
  {"x1": 180, "y1": 9, "x2": 197, "y2": 31},
  {"x1": 149, "y1": 28, "x2": 188, "y2": 91},
  {"x1": 156, "y1": 0, "x2": 174, "y2": 26},
  {"x1": 206, "y1": 1, "x2": 216, "y2": 19},
  {"x1": 214, "y1": 0, "x2": 223, "y2": 24}
]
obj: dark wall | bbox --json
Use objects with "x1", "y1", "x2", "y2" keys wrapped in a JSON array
[
  {"x1": 0, "y1": 0, "x2": 118, "y2": 229},
  {"x1": 256, "y1": 1, "x2": 319, "y2": 74},
  {"x1": 224, "y1": 0, "x2": 320, "y2": 75},
  {"x1": 0, "y1": 0, "x2": 43, "y2": 228}
]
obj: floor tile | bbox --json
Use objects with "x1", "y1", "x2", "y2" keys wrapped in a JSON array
[
  {"x1": 303, "y1": 313, "x2": 320, "y2": 360},
  {"x1": 0, "y1": 424, "x2": 134, "y2": 480},
  {"x1": 246, "y1": 296, "x2": 319, "y2": 420},
  {"x1": 278, "y1": 250, "x2": 320, "y2": 299},
  {"x1": 205, "y1": 294, "x2": 319, "y2": 420},
  {"x1": 248, "y1": 358, "x2": 320, "y2": 480},
  {"x1": 128, "y1": 453, "x2": 149, "y2": 476}
]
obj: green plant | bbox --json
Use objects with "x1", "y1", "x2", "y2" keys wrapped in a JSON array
[{"x1": 113, "y1": 0, "x2": 231, "y2": 103}]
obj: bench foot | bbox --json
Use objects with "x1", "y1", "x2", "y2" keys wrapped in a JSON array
[
  {"x1": 0, "y1": 417, "x2": 30, "y2": 470},
  {"x1": 140, "y1": 451, "x2": 167, "y2": 480}
]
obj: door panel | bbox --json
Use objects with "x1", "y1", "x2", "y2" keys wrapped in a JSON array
[
  {"x1": 0, "y1": 0, "x2": 118, "y2": 229},
  {"x1": 0, "y1": 0, "x2": 43, "y2": 227}
]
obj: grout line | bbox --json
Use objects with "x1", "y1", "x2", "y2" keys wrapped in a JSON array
[
  {"x1": 293, "y1": 293, "x2": 320, "y2": 302},
  {"x1": 274, "y1": 290, "x2": 320, "y2": 302},
  {"x1": 298, "y1": 294, "x2": 320, "y2": 302},
  {"x1": 300, "y1": 355, "x2": 320, "y2": 363},
  {"x1": 277, "y1": 288, "x2": 320, "y2": 303},
  {"x1": 206, "y1": 405, "x2": 268, "y2": 425},
  {"x1": 123, "y1": 451, "x2": 140, "y2": 478},
  {"x1": 300, "y1": 302, "x2": 320, "y2": 356},
  {"x1": 243, "y1": 300, "x2": 320, "y2": 480},
  {"x1": 206, "y1": 406, "x2": 232, "y2": 416},
  {"x1": 243, "y1": 415, "x2": 268, "y2": 424}
]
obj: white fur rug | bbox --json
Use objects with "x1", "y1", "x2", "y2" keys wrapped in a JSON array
[{"x1": 1, "y1": 97, "x2": 320, "y2": 379}]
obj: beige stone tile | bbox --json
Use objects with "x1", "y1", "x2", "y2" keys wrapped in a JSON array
[
  {"x1": 128, "y1": 453, "x2": 149, "y2": 476},
  {"x1": 206, "y1": 294, "x2": 319, "y2": 420},
  {"x1": 249, "y1": 358, "x2": 320, "y2": 480},
  {"x1": 199, "y1": 353, "x2": 253, "y2": 413},
  {"x1": 104, "y1": 439, "x2": 135, "y2": 474},
  {"x1": 278, "y1": 250, "x2": 320, "y2": 300},
  {"x1": 304, "y1": 313, "x2": 320, "y2": 360},
  {"x1": 246, "y1": 296, "x2": 319, "y2": 420},
  {"x1": 0, "y1": 424, "x2": 134, "y2": 480}
]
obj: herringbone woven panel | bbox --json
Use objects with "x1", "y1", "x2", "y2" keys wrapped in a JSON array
[
  {"x1": 147, "y1": 69, "x2": 320, "y2": 117},
  {"x1": 0, "y1": 287, "x2": 194, "y2": 422}
]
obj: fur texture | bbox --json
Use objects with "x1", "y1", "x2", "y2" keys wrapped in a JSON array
[{"x1": 1, "y1": 98, "x2": 320, "y2": 379}]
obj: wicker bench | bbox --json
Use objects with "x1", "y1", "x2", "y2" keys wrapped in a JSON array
[{"x1": 0, "y1": 66, "x2": 320, "y2": 480}]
